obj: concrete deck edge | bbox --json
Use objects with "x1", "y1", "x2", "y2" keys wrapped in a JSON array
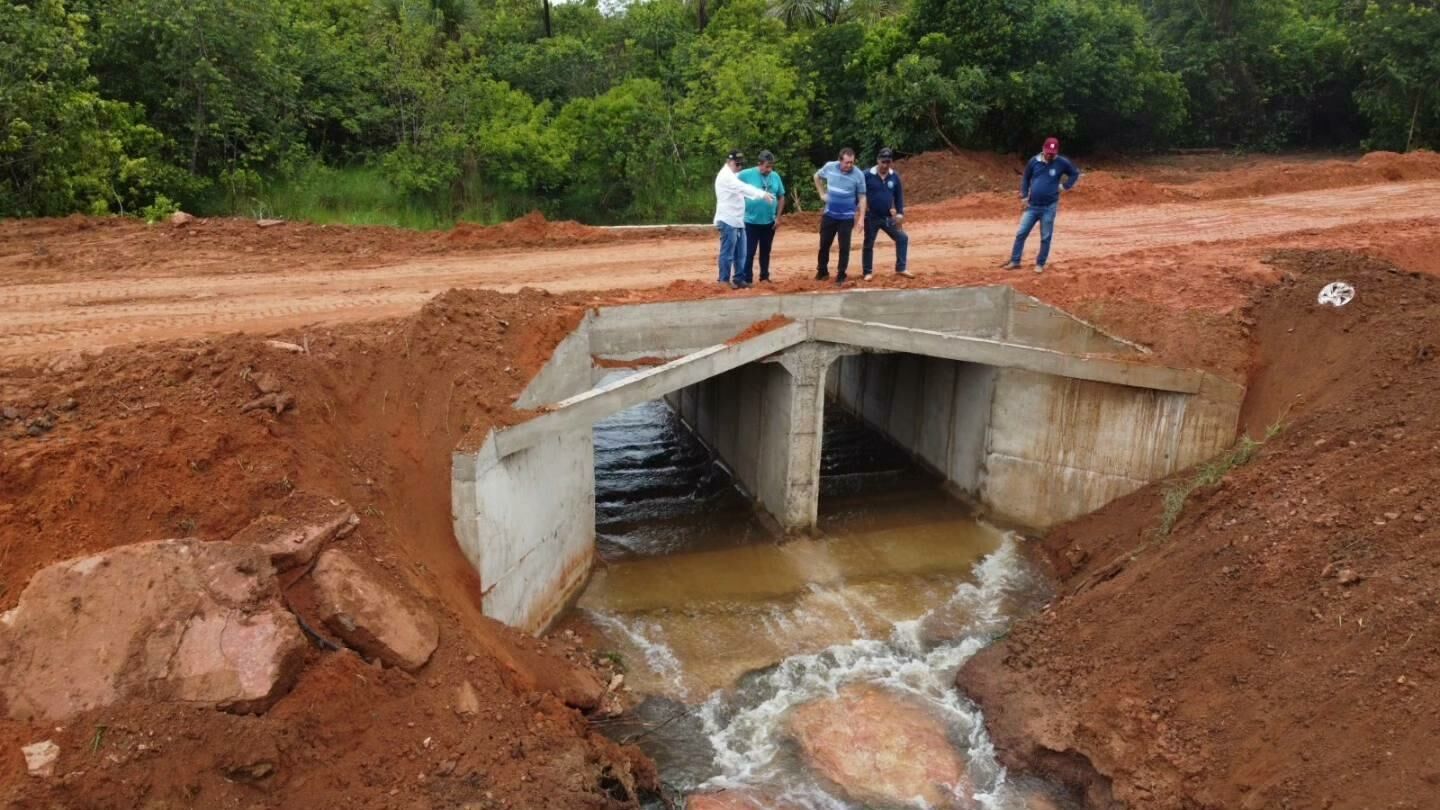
[{"x1": 813, "y1": 317, "x2": 1205, "y2": 394}]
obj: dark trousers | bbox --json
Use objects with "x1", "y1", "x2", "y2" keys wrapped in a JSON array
[
  {"x1": 817, "y1": 215, "x2": 854, "y2": 279},
  {"x1": 743, "y1": 222, "x2": 776, "y2": 281},
  {"x1": 862, "y1": 216, "x2": 909, "y2": 274}
]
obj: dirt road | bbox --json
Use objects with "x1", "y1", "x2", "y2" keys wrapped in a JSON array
[{"x1": 3, "y1": 180, "x2": 1439, "y2": 357}]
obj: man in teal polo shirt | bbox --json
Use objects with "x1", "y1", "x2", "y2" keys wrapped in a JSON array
[{"x1": 737, "y1": 150, "x2": 786, "y2": 284}]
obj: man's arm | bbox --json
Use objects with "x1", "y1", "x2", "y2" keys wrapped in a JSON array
[
  {"x1": 1019, "y1": 160, "x2": 1033, "y2": 199},
  {"x1": 893, "y1": 173, "x2": 905, "y2": 217},
  {"x1": 774, "y1": 175, "x2": 787, "y2": 224},
  {"x1": 722, "y1": 169, "x2": 771, "y2": 201},
  {"x1": 812, "y1": 167, "x2": 827, "y2": 201},
  {"x1": 1062, "y1": 159, "x2": 1082, "y2": 191},
  {"x1": 856, "y1": 184, "x2": 867, "y2": 220}
]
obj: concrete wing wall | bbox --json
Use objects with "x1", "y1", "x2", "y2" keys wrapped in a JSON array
[
  {"x1": 981, "y1": 368, "x2": 1239, "y2": 528},
  {"x1": 451, "y1": 430, "x2": 595, "y2": 633}
]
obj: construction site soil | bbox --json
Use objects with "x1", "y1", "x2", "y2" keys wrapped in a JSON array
[{"x1": 3, "y1": 150, "x2": 1440, "y2": 808}]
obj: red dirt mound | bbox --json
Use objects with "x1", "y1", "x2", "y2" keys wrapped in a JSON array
[
  {"x1": 0, "y1": 288, "x2": 660, "y2": 808},
  {"x1": 960, "y1": 249, "x2": 1440, "y2": 810},
  {"x1": 893, "y1": 149, "x2": 1022, "y2": 204}
]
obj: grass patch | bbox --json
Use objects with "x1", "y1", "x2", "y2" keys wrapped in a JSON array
[
  {"x1": 1157, "y1": 417, "x2": 1286, "y2": 537},
  {"x1": 247, "y1": 164, "x2": 505, "y2": 230}
]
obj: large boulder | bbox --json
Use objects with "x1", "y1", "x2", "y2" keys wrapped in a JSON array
[
  {"x1": 0, "y1": 540, "x2": 306, "y2": 721},
  {"x1": 309, "y1": 549, "x2": 439, "y2": 671},
  {"x1": 787, "y1": 685, "x2": 975, "y2": 809}
]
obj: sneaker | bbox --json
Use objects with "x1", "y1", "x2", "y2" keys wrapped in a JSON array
[
  {"x1": 862, "y1": 273, "x2": 874, "y2": 282},
  {"x1": 815, "y1": 270, "x2": 830, "y2": 281},
  {"x1": 760, "y1": 276, "x2": 772, "y2": 283},
  {"x1": 736, "y1": 281, "x2": 752, "y2": 289},
  {"x1": 729, "y1": 280, "x2": 741, "y2": 289},
  {"x1": 897, "y1": 270, "x2": 914, "y2": 278},
  {"x1": 999, "y1": 260, "x2": 1020, "y2": 270},
  {"x1": 1034, "y1": 264, "x2": 1045, "y2": 274},
  {"x1": 835, "y1": 276, "x2": 847, "y2": 286}
]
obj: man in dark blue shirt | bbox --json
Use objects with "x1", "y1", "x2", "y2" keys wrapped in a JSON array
[
  {"x1": 1003, "y1": 137, "x2": 1081, "y2": 273},
  {"x1": 861, "y1": 147, "x2": 913, "y2": 280}
]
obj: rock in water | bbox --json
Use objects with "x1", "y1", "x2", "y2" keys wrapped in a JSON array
[
  {"x1": 0, "y1": 540, "x2": 306, "y2": 721},
  {"x1": 787, "y1": 685, "x2": 975, "y2": 809},
  {"x1": 310, "y1": 549, "x2": 439, "y2": 671}
]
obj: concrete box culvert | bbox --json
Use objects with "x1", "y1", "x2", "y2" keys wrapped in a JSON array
[{"x1": 452, "y1": 288, "x2": 1244, "y2": 632}]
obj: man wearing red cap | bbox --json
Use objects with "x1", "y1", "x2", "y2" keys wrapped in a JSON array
[{"x1": 1003, "y1": 137, "x2": 1080, "y2": 273}]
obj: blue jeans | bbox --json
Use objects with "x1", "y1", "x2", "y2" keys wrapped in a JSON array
[
  {"x1": 717, "y1": 222, "x2": 747, "y2": 283},
  {"x1": 1010, "y1": 202, "x2": 1058, "y2": 266},
  {"x1": 862, "y1": 216, "x2": 909, "y2": 274}
]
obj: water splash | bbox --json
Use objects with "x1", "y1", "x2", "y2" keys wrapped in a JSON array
[
  {"x1": 585, "y1": 609, "x2": 690, "y2": 700},
  {"x1": 695, "y1": 535, "x2": 1039, "y2": 808}
]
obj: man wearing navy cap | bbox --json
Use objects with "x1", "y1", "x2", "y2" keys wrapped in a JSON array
[
  {"x1": 1003, "y1": 137, "x2": 1080, "y2": 273},
  {"x1": 714, "y1": 150, "x2": 776, "y2": 289},
  {"x1": 861, "y1": 147, "x2": 912, "y2": 280}
]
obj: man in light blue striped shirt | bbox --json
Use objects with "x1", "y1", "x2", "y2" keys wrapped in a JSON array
[{"x1": 812, "y1": 147, "x2": 867, "y2": 286}]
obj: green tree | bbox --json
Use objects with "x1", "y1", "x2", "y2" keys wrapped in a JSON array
[
  {"x1": 1, "y1": 0, "x2": 165, "y2": 216},
  {"x1": 1349, "y1": 0, "x2": 1440, "y2": 150}
]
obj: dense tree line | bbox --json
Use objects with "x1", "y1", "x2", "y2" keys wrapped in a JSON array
[{"x1": 2, "y1": 0, "x2": 1437, "y2": 223}]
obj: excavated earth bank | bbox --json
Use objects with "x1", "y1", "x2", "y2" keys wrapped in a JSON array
[{"x1": 960, "y1": 251, "x2": 1440, "y2": 810}]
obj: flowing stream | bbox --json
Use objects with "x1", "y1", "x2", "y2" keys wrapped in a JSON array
[{"x1": 565, "y1": 395, "x2": 1063, "y2": 809}]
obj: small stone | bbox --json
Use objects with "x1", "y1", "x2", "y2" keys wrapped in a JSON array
[
  {"x1": 1337, "y1": 569, "x2": 1363, "y2": 586},
  {"x1": 256, "y1": 218, "x2": 285, "y2": 228},
  {"x1": 3, "y1": 406, "x2": 23, "y2": 420},
  {"x1": 1384, "y1": 512, "x2": 1401, "y2": 521},
  {"x1": 253, "y1": 372, "x2": 283, "y2": 395},
  {"x1": 455, "y1": 681, "x2": 481, "y2": 716},
  {"x1": 264, "y1": 340, "x2": 305, "y2": 353},
  {"x1": 607, "y1": 674, "x2": 624, "y2": 692},
  {"x1": 437, "y1": 759, "x2": 457, "y2": 776},
  {"x1": 169, "y1": 211, "x2": 196, "y2": 226},
  {"x1": 22, "y1": 740, "x2": 59, "y2": 777},
  {"x1": 57, "y1": 397, "x2": 78, "y2": 411}
]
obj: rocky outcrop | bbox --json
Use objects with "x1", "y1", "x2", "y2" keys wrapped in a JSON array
[
  {"x1": 787, "y1": 685, "x2": 975, "y2": 809},
  {"x1": 310, "y1": 549, "x2": 439, "y2": 671},
  {"x1": 0, "y1": 540, "x2": 306, "y2": 721}
]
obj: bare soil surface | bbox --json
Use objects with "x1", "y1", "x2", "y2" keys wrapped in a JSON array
[
  {"x1": 3, "y1": 150, "x2": 1440, "y2": 808},
  {"x1": 960, "y1": 252, "x2": 1440, "y2": 810}
]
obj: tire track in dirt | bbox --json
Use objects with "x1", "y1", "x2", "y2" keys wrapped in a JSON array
[{"x1": 3, "y1": 182, "x2": 1438, "y2": 358}]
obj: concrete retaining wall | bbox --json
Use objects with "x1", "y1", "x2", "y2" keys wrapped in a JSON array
[{"x1": 451, "y1": 429, "x2": 595, "y2": 632}]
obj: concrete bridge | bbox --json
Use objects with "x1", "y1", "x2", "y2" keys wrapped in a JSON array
[{"x1": 452, "y1": 288, "x2": 1244, "y2": 632}]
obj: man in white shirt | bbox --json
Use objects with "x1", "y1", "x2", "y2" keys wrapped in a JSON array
[{"x1": 714, "y1": 150, "x2": 775, "y2": 290}]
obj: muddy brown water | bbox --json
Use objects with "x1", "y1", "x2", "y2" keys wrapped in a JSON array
[{"x1": 571, "y1": 395, "x2": 1064, "y2": 808}]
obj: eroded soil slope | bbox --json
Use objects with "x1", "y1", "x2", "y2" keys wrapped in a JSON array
[
  {"x1": 961, "y1": 252, "x2": 1440, "y2": 810},
  {"x1": 0, "y1": 289, "x2": 659, "y2": 808}
]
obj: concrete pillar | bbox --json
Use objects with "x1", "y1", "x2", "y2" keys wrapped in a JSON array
[{"x1": 773, "y1": 343, "x2": 857, "y2": 532}]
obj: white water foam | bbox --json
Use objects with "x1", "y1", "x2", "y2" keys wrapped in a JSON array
[
  {"x1": 585, "y1": 609, "x2": 690, "y2": 700},
  {"x1": 695, "y1": 534, "x2": 1039, "y2": 809}
]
